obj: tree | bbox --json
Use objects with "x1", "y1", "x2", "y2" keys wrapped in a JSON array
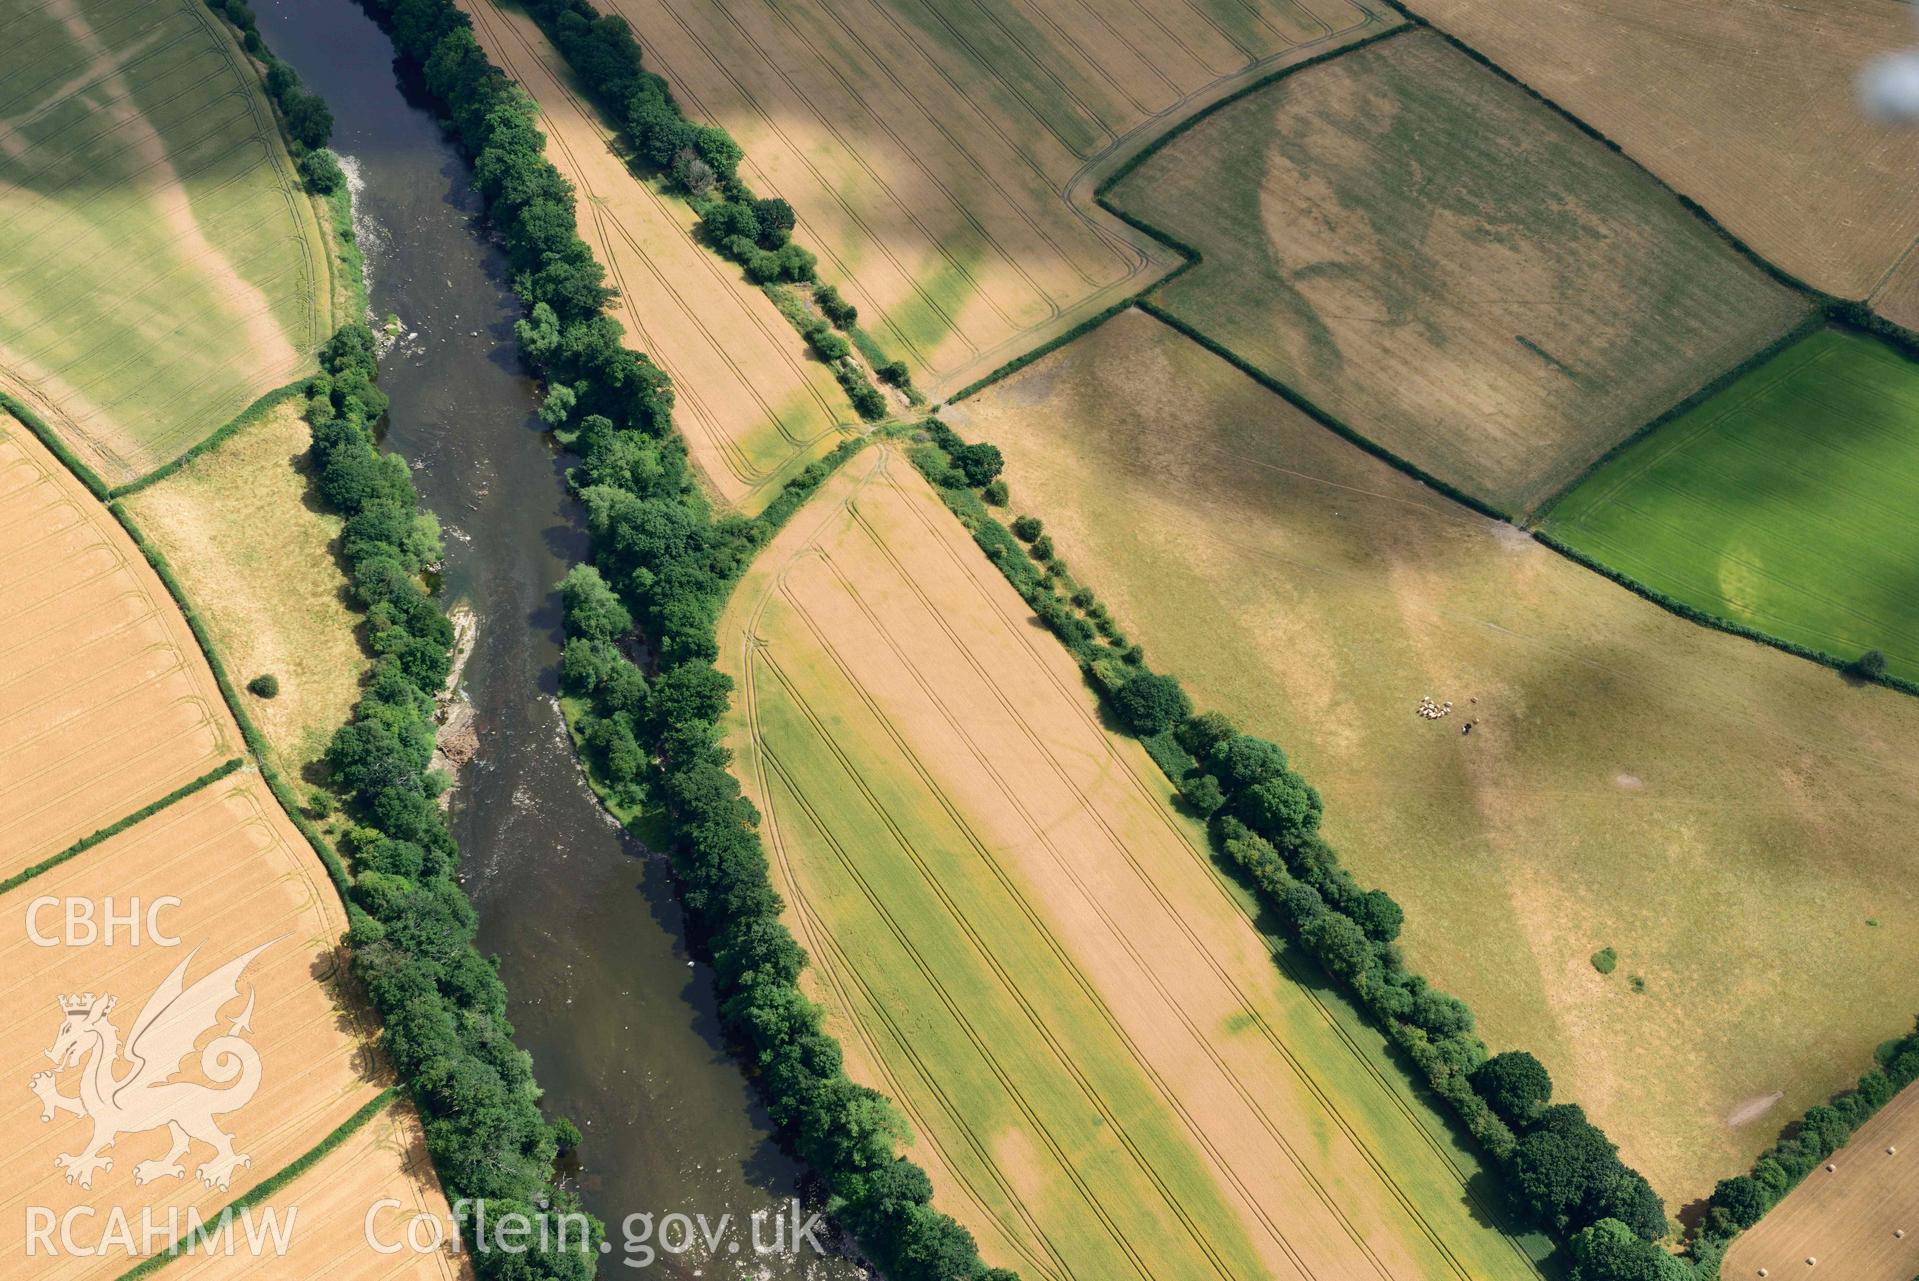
[
  {"x1": 1210, "y1": 735, "x2": 1289, "y2": 792},
  {"x1": 1472, "y1": 1050, "x2": 1553, "y2": 1127},
  {"x1": 539, "y1": 383, "x2": 577, "y2": 426},
  {"x1": 282, "y1": 94, "x2": 334, "y2": 150},
  {"x1": 1236, "y1": 771, "x2": 1321, "y2": 840},
  {"x1": 951, "y1": 442, "x2": 1003, "y2": 487},
  {"x1": 1113, "y1": 671, "x2": 1191, "y2": 735},
  {"x1": 1568, "y1": 1219, "x2": 1687, "y2": 1281},
  {"x1": 1010, "y1": 515, "x2": 1043, "y2": 542},
  {"x1": 1851, "y1": 648, "x2": 1889, "y2": 679},
  {"x1": 558, "y1": 564, "x2": 631, "y2": 643},
  {"x1": 752, "y1": 196, "x2": 796, "y2": 245},
  {"x1": 1300, "y1": 911, "x2": 1372, "y2": 979},
  {"x1": 247, "y1": 673, "x2": 280, "y2": 699},
  {"x1": 1181, "y1": 773, "x2": 1226, "y2": 816},
  {"x1": 1348, "y1": 887, "x2": 1404, "y2": 942}
]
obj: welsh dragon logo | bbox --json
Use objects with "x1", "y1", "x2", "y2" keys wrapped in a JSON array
[{"x1": 29, "y1": 942, "x2": 273, "y2": 1191}]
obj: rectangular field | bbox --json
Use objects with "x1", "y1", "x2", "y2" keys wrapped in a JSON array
[
  {"x1": 949, "y1": 308, "x2": 1919, "y2": 1207},
  {"x1": 123, "y1": 399, "x2": 369, "y2": 778},
  {"x1": 0, "y1": 416, "x2": 238, "y2": 877},
  {"x1": 608, "y1": 0, "x2": 1400, "y2": 397},
  {"x1": 459, "y1": 0, "x2": 859, "y2": 513},
  {"x1": 719, "y1": 445, "x2": 1547, "y2": 1281},
  {"x1": 1106, "y1": 28, "x2": 1809, "y2": 516},
  {"x1": 0, "y1": 0, "x2": 335, "y2": 484},
  {"x1": 0, "y1": 773, "x2": 382, "y2": 1279},
  {"x1": 1544, "y1": 329, "x2": 1919, "y2": 682},
  {"x1": 1721, "y1": 1077, "x2": 1919, "y2": 1281},
  {"x1": 1408, "y1": 0, "x2": 1919, "y2": 309}
]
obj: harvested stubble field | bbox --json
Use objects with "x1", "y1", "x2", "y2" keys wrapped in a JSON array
[
  {"x1": 1106, "y1": 29, "x2": 1808, "y2": 516},
  {"x1": 0, "y1": 772, "x2": 384, "y2": 1279},
  {"x1": 948, "y1": 309, "x2": 1919, "y2": 1208},
  {"x1": 607, "y1": 0, "x2": 1400, "y2": 396},
  {"x1": 719, "y1": 444, "x2": 1547, "y2": 1281},
  {"x1": 0, "y1": 417, "x2": 237, "y2": 878},
  {"x1": 123, "y1": 399, "x2": 368, "y2": 778},
  {"x1": 460, "y1": 0, "x2": 858, "y2": 514},
  {"x1": 1406, "y1": 0, "x2": 1919, "y2": 315},
  {"x1": 1545, "y1": 329, "x2": 1919, "y2": 683},
  {"x1": 1720, "y1": 1078, "x2": 1919, "y2": 1281},
  {"x1": 169, "y1": 1101, "x2": 469, "y2": 1281},
  {"x1": 0, "y1": 0, "x2": 335, "y2": 485}
]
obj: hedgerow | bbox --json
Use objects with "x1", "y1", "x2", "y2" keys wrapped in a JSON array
[
  {"x1": 909, "y1": 420, "x2": 1679, "y2": 1275},
  {"x1": 512, "y1": 0, "x2": 902, "y2": 417},
  {"x1": 351, "y1": 1, "x2": 1009, "y2": 1275}
]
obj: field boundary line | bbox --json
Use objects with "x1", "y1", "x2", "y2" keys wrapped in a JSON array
[
  {"x1": 1527, "y1": 313, "x2": 1829, "y2": 522},
  {"x1": 110, "y1": 500, "x2": 357, "y2": 895},
  {"x1": 0, "y1": 756, "x2": 244, "y2": 897},
  {"x1": 109, "y1": 378, "x2": 312, "y2": 498},
  {"x1": 111, "y1": 1087, "x2": 399, "y2": 1281},
  {"x1": 941, "y1": 17, "x2": 1405, "y2": 405},
  {"x1": 2, "y1": 396, "x2": 111, "y2": 499}
]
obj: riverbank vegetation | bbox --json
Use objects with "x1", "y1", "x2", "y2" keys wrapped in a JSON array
[{"x1": 354, "y1": 0, "x2": 1008, "y2": 1274}]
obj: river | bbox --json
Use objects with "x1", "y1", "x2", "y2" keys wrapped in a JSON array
[{"x1": 247, "y1": 3, "x2": 857, "y2": 1275}]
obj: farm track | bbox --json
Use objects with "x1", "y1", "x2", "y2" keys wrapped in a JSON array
[{"x1": 726, "y1": 447, "x2": 1543, "y2": 1280}]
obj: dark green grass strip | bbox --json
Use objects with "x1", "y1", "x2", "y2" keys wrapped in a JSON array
[
  {"x1": 110, "y1": 501, "x2": 355, "y2": 897},
  {"x1": 0, "y1": 758, "x2": 244, "y2": 897},
  {"x1": 114, "y1": 1089, "x2": 398, "y2": 1281},
  {"x1": 111, "y1": 380, "x2": 311, "y2": 499}
]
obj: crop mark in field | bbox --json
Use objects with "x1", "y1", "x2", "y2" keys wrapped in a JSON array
[{"x1": 829, "y1": 465, "x2": 1495, "y2": 1278}]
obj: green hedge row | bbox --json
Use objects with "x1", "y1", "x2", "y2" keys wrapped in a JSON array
[
  {"x1": 352, "y1": 1, "x2": 1010, "y2": 1275},
  {"x1": 910, "y1": 423, "x2": 1686, "y2": 1280},
  {"x1": 110, "y1": 379, "x2": 310, "y2": 499},
  {"x1": 0, "y1": 758, "x2": 243, "y2": 898},
  {"x1": 1697, "y1": 1023, "x2": 1919, "y2": 1250},
  {"x1": 2, "y1": 393, "x2": 110, "y2": 500},
  {"x1": 513, "y1": 0, "x2": 906, "y2": 414},
  {"x1": 116, "y1": 1089, "x2": 398, "y2": 1280},
  {"x1": 196, "y1": 0, "x2": 348, "y2": 196},
  {"x1": 1535, "y1": 530, "x2": 1919, "y2": 699}
]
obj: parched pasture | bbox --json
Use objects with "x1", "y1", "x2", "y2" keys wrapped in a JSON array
[
  {"x1": 0, "y1": 774, "x2": 383, "y2": 1279},
  {"x1": 949, "y1": 309, "x2": 1919, "y2": 1207},
  {"x1": 460, "y1": 0, "x2": 858, "y2": 514},
  {"x1": 719, "y1": 444, "x2": 1547, "y2": 1281},
  {"x1": 169, "y1": 1101, "x2": 470, "y2": 1281},
  {"x1": 0, "y1": 417, "x2": 237, "y2": 878},
  {"x1": 0, "y1": 0, "x2": 333, "y2": 484},
  {"x1": 1105, "y1": 29, "x2": 1808, "y2": 516},
  {"x1": 1544, "y1": 328, "x2": 1919, "y2": 683},
  {"x1": 1407, "y1": 0, "x2": 1919, "y2": 311},
  {"x1": 123, "y1": 399, "x2": 368, "y2": 779},
  {"x1": 607, "y1": 0, "x2": 1400, "y2": 397},
  {"x1": 1720, "y1": 1079, "x2": 1919, "y2": 1281}
]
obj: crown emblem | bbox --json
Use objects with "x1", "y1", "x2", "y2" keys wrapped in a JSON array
[{"x1": 58, "y1": 993, "x2": 96, "y2": 1015}]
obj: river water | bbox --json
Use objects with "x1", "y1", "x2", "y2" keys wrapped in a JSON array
[{"x1": 248, "y1": 3, "x2": 855, "y2": 1275}]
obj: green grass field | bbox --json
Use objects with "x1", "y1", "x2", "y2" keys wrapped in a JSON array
[
  {"x1": 1104, "y1": 29, "x2": 1807, "y2": 516},
  {"x1": 953, "y1": 309, "x2": 1919, "y2": 1208},
  {"x1": 0, "y1": 0, "x2": 333, "y2": 484},
  {"x1": 1544, "y1": 328, "x2": 1919, "y2": 681},
  {"x1": 720, "y1": 448, "x2": 1550, "y2": 1281}
]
